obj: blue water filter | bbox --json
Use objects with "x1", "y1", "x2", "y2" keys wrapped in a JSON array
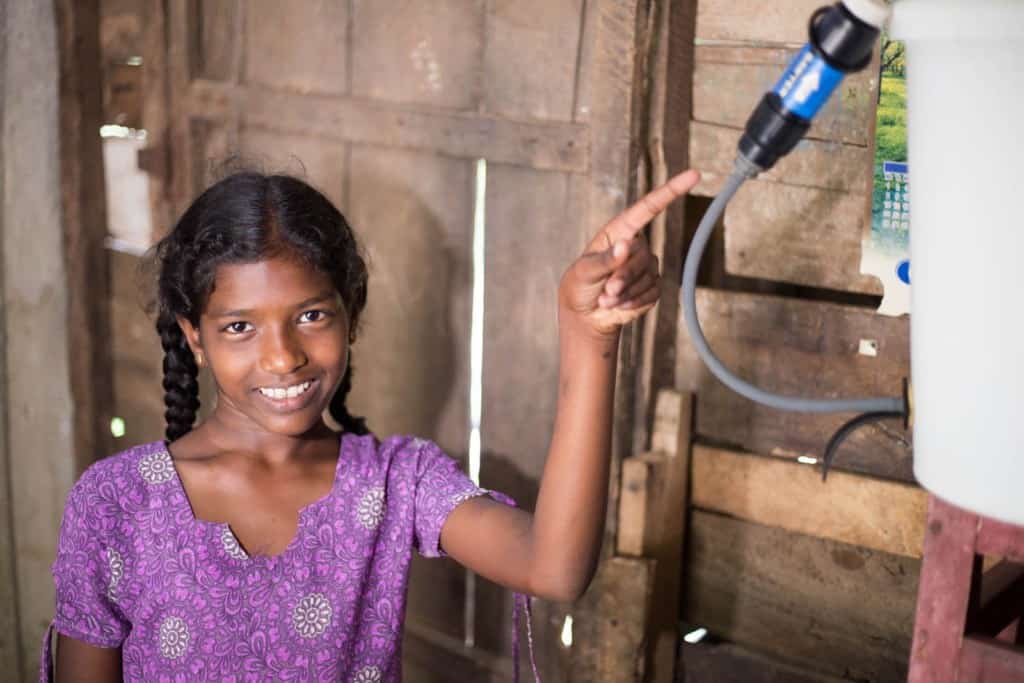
[{"x1": 738, "y1": 0, "x2": 890, "y2": 171}]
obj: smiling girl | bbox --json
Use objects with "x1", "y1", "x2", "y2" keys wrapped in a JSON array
[{"x1": 41, "y1": 168, "x2": 699, "y2": 681}]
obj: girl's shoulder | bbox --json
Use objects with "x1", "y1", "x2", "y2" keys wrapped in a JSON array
[
  {"x1": 342, "y1": 432, "x2": 457, "y2": 478},
  {"x1": 76, "y1": 439, "x2": 171, "y2": 488},
  {"x1": 66, "y1": 440, "x2": 176, "y2": 522}
]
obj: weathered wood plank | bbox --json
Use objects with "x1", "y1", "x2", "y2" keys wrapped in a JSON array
[
  {"x1": 684, "y1": 510, "x2": 919, "y2": 683},
  {"x1": 238, "y1": 127, "x2": 347, "y2": 211},
  {"x1": 689, "y1": 121, "x2": 871, "y2": 196},
  {"x1": 58, "y1": 0, "x2": 115, "y2": 474},
  {"x1": 3, "y1": 1, "x2": 78, "y2": 674},
  {"x1": 617, "y1": 456, "x2": 654, "y2": 557},
  {"x1": 243, "y1": 0, "x2": 348, "y2": 95},
  {"x1": 351, "y1": 0, "x2": 484, "y2": 110},
  {"x1": 571, "y1": 555, "x2": 655, "y2": 682},
  {"x1": 977, "y1": 513, "x2": 1024, "y2": 565},
  {"x1": 692, "y1": 445, "x2": 927, "y2": 557},
  {"x1": 478, "y1": 164, "x2": 587, "y2": 680},
  {"x1": 637, "y1": 0, "x2": 698, "y2": 458},
  {"x1": 109, "y1": 249, "x2": 166, "y2": 447},
  {"x1": 696, "y1": 0, "x2": 825, "y2": 46},
  {"x1": 138, "y1": 0, "x2": 173, "y2": 235},
  {"x1": 403, "y1": 618, "x2": 510, "y2": 683},
  {"x1": 582, "y1": 0, "x2": 642, "y2": 548},
  {"x1": 693, "y1": 46, "x2": 877, "y2": 146},
  {"x1": 483, "y1": 0, "x2": 584, "y2": 122},
  {"x1": 192, "y1": 0, "x2": 240, "y2": 82},
  {"x1": 958, "y1": 636, "x2": 1024, "y2": 682},
  {"x1": 907, "y1": 496, "x2": 980, "y2": 683},
  {"x1": 676, "y1": 288, "x2": 911, "y2": 481},
  {"x1": 186, "y1": 80, "x2": 590, "y2": 173},
  {"x1": 346, "y1": 146, "x2": 474, "y2": 644},
  {"x1": 678, "y1": 641, "x2": 849, "y2": 683},
  {"x1": 645, "y1": 391, "x2": 693, "y2": 683},
  {"x1": 722, "y1": 179, "x2": 880, "y2": 294},
  {"x1": 0, "y1": 4, "x2": 22, "y2": 673}
]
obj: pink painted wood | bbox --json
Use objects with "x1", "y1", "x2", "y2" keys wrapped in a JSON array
[{"x1": 908, "y1": 495, "x2": 1024, "y2": 682}]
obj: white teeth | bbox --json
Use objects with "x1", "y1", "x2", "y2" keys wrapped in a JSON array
[{"x1": 259, "y1": 380, "x2": 312, "y2": 400}]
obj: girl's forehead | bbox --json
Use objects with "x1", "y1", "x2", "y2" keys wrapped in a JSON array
[{"x1": 206, "y1": 257, "x2": 338, "y2": 314}]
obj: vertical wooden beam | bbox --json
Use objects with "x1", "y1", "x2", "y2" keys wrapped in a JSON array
[
  {"x1": 571, "y1": 555, "x2": 655, "y2": 682},
  {"x1": 586, "y1": 0, "x2": 644, "y2": 545},
  {"x1": 908, "y1": 496, "x2": 978, "y2": 683},
  {"x1": 645, "y1": 390, "x2": 691, "y2": 683},
  {"x1": 58, "y1": 0, "x2": 114, "y2": 474},
  {"x1": 139, "y1": 0, "x2": 172, "y2": 237},
  {"x1": 2, "y1": 0, "x2": 77, "y2": 677},
  {"x1": 0, "y1": 2, "x2": 21, "y2": 677},
  {"x1": 636, "y1": 0, "x2": 697, "y2": 456},
  {"x1": 615, "y1": 390, "x2": 693, "y2": 682}
]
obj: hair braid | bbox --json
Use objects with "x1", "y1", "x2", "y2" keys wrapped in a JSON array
[
  {"x1": 329, "y1": 358, "x2": 369, "y2": 436},
  {"x1": 158, "y1": 313, "x2": 200, "y2": 442}
]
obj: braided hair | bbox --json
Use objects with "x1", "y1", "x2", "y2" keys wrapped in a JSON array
[{"x1": 148, "y1": 172, "x2": 370, "y2": 442}]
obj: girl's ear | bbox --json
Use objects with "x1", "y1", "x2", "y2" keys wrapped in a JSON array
[{"x1": 175, "y1": 315, "x2": 202, "y2": 354}]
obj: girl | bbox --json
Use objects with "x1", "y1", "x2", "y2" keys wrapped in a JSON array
[{"x1": 42, "y1": 167, "x2": 699, "y2": 681}]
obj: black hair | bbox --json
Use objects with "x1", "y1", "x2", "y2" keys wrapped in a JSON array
[{"x1": 147, "y1": 171, "x2": 370, "y2": 442}]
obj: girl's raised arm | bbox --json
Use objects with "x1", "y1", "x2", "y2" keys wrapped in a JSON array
[{"x1": 440, "y1": 170, "x2": 700, "y2": 601}]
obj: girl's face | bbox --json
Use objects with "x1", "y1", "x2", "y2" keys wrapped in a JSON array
[{"x1": 179, "y1": 255, "x2": 350, "y2": 438}]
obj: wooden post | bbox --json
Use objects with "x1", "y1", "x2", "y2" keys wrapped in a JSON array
[
  {"x1": 616, "y1": 389, "x2": 693, "y2": 683},
  {"x1": 58, "y1": 0, "x2": 114, "y2": 473},
  {"x1": 1, "y1": 0, "x2": 78, "y2": 677}
]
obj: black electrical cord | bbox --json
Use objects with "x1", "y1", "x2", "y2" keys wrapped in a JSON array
[
  {"x1": 821, "y1": 378, "x2": 910, "y2": 480},
  {"x1": 821, "y1": 413, "x2": 904, "y2": 481}
]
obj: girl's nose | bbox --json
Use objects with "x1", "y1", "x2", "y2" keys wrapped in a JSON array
[{"x1": 260, "y1": 330, "x2": 308, "y2": 375}]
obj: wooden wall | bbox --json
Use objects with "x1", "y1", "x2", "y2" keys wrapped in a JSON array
[{"x1": 672, "y1": 1, "x2": 919, "y2": 681}]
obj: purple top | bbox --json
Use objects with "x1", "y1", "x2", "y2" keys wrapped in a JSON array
[{"x1": 40, "y1": 433, "x2": 507, "y2": 682}]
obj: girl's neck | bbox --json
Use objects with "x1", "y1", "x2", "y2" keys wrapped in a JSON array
[{"x1": 189, "y1": 408, "x2": 340, "y2": 466}]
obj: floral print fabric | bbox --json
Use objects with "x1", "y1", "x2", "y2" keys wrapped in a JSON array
[{"x1": 41, "y1": 434, "x2": 497, "y2": 681}]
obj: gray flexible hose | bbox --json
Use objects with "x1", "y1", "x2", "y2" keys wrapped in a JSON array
[{"x1": 681, "y1": 158, "x2": 905, "y2": 414}]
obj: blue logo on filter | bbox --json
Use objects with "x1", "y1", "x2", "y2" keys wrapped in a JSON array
[
  {"x1": 772, "y1": 44, "x2": 845, "y2": 120},
  {"x1": 896, "y1": 260, "x2": 911, "y2": 284}
]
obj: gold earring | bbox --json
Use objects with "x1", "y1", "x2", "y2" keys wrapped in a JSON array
[{"x1": 195, "y1": 351, "x2": 204, "y2": 368}]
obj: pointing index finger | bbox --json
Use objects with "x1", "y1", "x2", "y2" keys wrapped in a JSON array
[{"x1": 598, "y1": 169, "x2": 701, "y2": 246}]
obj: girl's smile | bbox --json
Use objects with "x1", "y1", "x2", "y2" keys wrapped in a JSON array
[{"x1": 254, "y1": 377, "x2": 319, "y2": 411}]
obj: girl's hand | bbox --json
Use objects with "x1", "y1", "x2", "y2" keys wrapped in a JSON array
[{"x1": 559, "y1": 169, "x2": 700, "y2": 339}]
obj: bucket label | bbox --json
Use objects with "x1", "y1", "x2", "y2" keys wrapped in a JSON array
[
  {"x1": 861, "y1": 34, "x2": 910, "y2": 317},
  {"x1": 772, "y1": 44, "x2": 845, "y2": 120}
]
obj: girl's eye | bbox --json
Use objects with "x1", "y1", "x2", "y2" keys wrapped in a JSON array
[
  {"x1": 299, "y1": 310, "x2": 329, "y2": 324},
  {"x1": 224, "y1": 321, "x2": 252, "y2": 334}
]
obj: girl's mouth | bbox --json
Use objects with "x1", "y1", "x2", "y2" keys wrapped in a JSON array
[{"x1": 254, "y1": 378, "x2": 319, "y2": 412}]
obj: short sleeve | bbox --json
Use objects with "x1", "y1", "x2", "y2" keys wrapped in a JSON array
[
  {"x1": 50, "y1": 474, "x2": 129, "y2": 648},
  {"x1": 411, "y1": 439, "x2": 513, "y2": 558}
]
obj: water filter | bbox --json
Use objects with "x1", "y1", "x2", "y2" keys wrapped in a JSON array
[{"x1": 890, "y1": 0, "x2": 1024, "y2": 524}]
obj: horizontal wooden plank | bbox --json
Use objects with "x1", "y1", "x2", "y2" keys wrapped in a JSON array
[
  {"x1": 185, "y1": 79, "x2": 589, "y2": 173},
  {"x1": 403, "y1": 618, "x2": 509, "y2": 682},
  {"x1": 722, "y1": 179, "x2": 880, "y2": 294},
  {"x1": 692, "y1": 445, "x2": 927, "y2": 557},
  {"x1": 689, "y1": 121, "x2": 871, "y2": 196},
  {"x1": 693, "y1": 46, "x2": 876, "y2": 146},
  {"x1": 959, "y1": 636, "x2": 1024, "y2": 681},
  {"x1": 676, "y1": 288, "x2": 912, "y2": 481},
  {"x1": 696, "y1": 0, "x2": 826, "y2": 46},
  {"x1": 684, "y1": 510, "x2": 919, "y2": 683},
  {"x1": 678, "y1": 641, "x2": 849, "y2": 683}
]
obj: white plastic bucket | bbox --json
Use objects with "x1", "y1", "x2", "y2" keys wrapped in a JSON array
[{"x1": 890, "y1": 0, "x2": 1024, "y2": 523}]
